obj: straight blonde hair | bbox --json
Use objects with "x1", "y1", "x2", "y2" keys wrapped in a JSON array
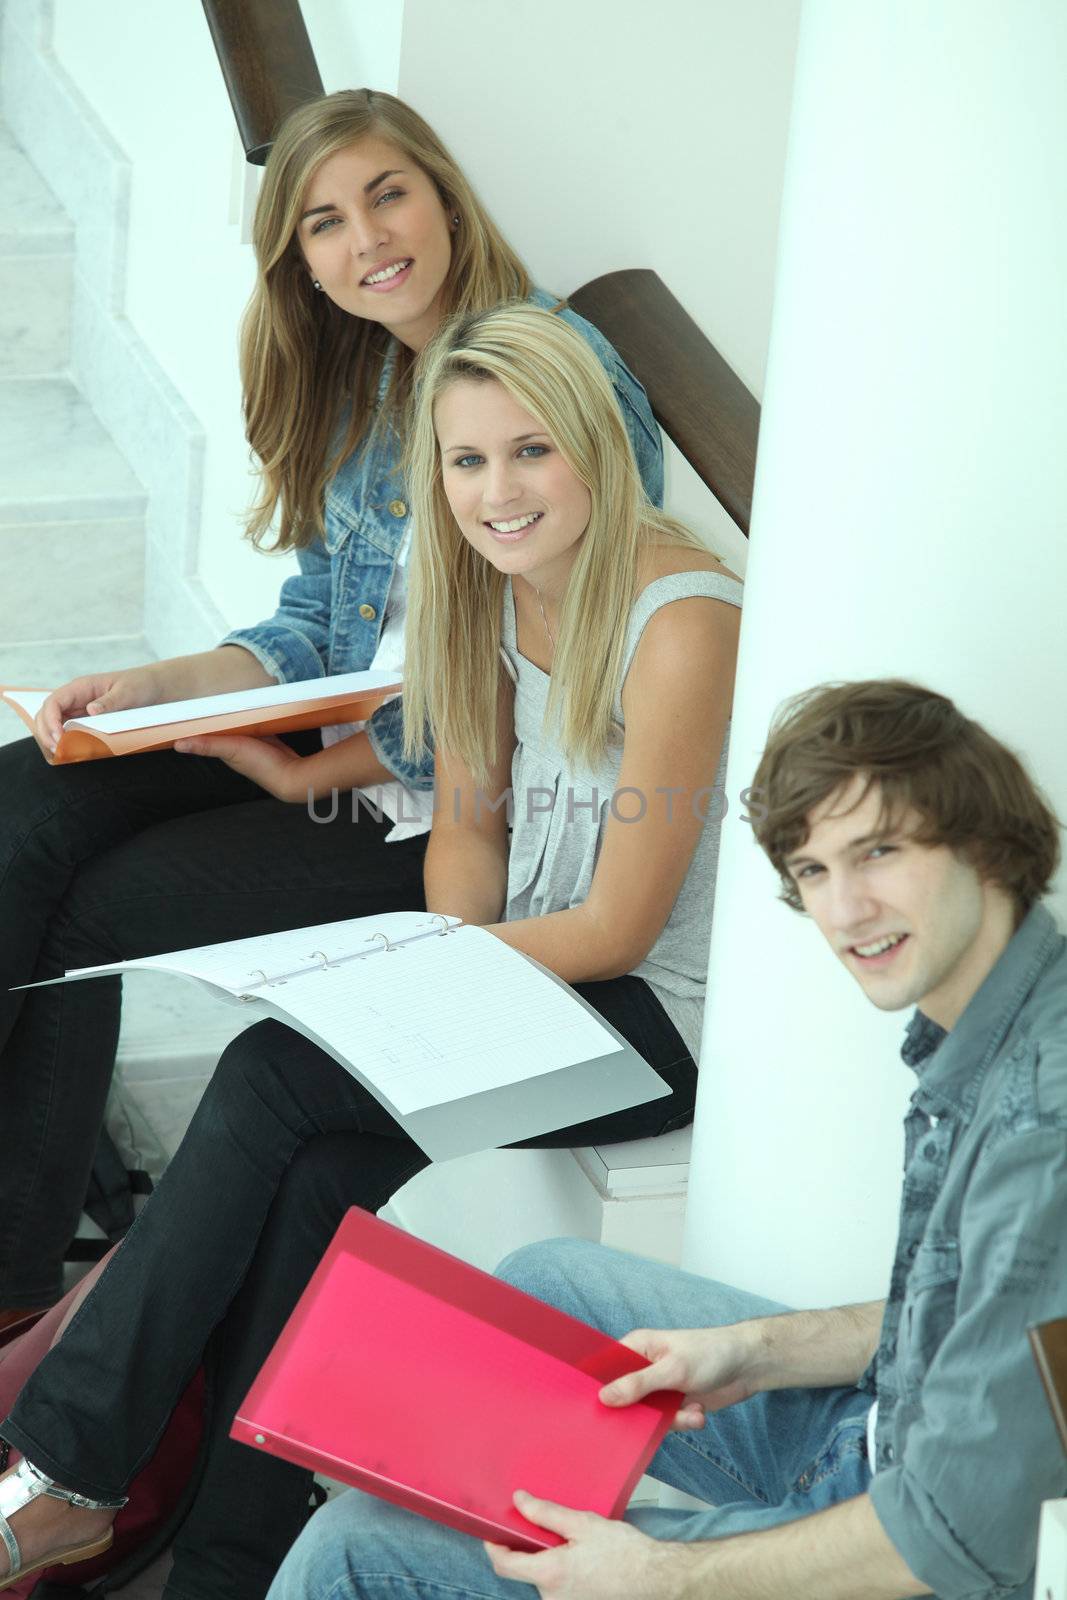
[
  {"x1": 403, "y1": 303, "x2": 706, "y2": 784},
  {"x1": 241, "y1": 89, "x2": 530, "y2": 550}
]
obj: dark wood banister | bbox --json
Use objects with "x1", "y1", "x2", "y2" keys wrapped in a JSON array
[
  {"x1": 570, "y1": 270, "x2": 759, "y2": 536},
  {"x1": 201, "y1": 13, "x2": 759, "y2": 529},
  {"x1": 201, "y1": 0, "x2": 323, "y2": 165},
  {"x1": 1030, "y1": 1317, "x2": 1067, "y2": 1458}
]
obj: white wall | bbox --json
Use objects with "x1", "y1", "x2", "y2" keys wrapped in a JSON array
[
  {"x1": 683, "y1": 0, "x2": 1067, "y2": 1308},
  {"x1": 399, "y1": 0, "x2": 800, "y2": 568}
]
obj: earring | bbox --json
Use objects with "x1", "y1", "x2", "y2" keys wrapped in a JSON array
[
  {"x1": 312, "y1": 279, "x2": 323, "y2": 290},
  {"x1": 451, "y1": 213, "x2": 460, "y2": 230}
]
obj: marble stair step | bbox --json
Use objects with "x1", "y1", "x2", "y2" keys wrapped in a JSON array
[
  {"x1": 0, "y1": 124, "x2": 73, "y2": 375},
  {"x1": 0, "y1": 376, "x2": 146, "y2": 636},
  {"x1": 0, "y1": 376, "x2": 146, "y2": 522},
  {"x1": 0, "y1": 123, "x2": 73, "y2": 256}
]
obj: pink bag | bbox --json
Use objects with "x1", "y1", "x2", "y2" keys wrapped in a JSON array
[{"x1": 0, "y1": 1248, "x2": 204, "y2": 1595}]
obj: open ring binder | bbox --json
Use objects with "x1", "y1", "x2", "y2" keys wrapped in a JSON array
[{"x1": 28, "y1": 908, "x2": 668, "y2": 1161}]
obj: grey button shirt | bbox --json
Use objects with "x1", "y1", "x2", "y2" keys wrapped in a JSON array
[{"x1": 866, "y1": 903, "x2": 1067, "y2": 1598}]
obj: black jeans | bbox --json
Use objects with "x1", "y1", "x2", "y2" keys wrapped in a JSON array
[
  {"x1": 2, "y1": 980, "x2": 696, "y2": 1600},
  {"x1": 0, "y1": 734, "x2": 428, "y2": 1305}
]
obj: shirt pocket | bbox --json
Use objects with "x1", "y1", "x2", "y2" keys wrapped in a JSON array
[
  {"x1": 897, "y1": 1237, "x2": 960, "y2": 1389},
  {"x1": 324, "y1": 434, "x2": 404, "y2": 558}
]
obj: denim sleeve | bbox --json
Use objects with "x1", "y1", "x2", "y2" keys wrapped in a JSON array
[
  {"x1": 869, "y1": 1120, "x2": 1067, "y2": 1598},
  {"x1": 610, "y1": 365, "x2": 665, "y2": 509},
  {"x1": 551, "y1": 296, "x2": 664, "y2": 509},
  {"x1": 219, "y1": 539, "x2": 332, "y2": 684},
  {"x1": 366, "y1": 696, "x2": 435, "y2": 793}
]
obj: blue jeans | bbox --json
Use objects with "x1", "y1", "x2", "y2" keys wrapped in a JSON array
[{"x1": 268, "y1": 1238, "x2": 873, "y2": 1598}]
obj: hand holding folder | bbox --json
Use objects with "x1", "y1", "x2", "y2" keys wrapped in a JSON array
[
  {"x1": 0, "y1": 670, "x2": 400, "y2": 764},
  {"x1": 233, "y1": 1209, "x2": 682, "y2": 1551}
]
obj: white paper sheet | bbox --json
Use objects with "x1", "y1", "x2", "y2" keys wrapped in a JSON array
[
  {"x1": 3, "y1": 688, "x2": 48, "y2": 720},
  {"x1": 2, "y1": 670, "x2": 400, "y2": 736},
  {"x1": 272, "y1": 926, "x2": 621, "y2": 1116}
]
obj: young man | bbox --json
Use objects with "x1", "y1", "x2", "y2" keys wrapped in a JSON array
[{"x1": 269, "y1": 680, "x2": 1066, "y2": 1600}]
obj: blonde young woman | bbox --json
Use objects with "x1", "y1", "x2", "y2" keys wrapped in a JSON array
[
  {"x1": 0, "y1": 89, "x2": 663, "y2": 1332},
  {"x1": 0, "y1": 306, "x2": 739, "y2": 1600}
]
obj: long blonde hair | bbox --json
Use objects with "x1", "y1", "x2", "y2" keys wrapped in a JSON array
[
  {"x1": 241, "y1": 89, "x2": 530, "y2": 550},
  {"x1": 403, "y1": 303, "x2": 706, "y2": 783}
]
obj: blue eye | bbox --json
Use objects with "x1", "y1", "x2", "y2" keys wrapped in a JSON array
[
  {"x1": 310, "y1": 215, "x2": 341, "y2": 235},
  {"x1": 373, "y1": 188, "x2": 404, "y2": 207},
  {"x1": 452, "y1": 454, "x2": 484, "y2": 469},
  {"x1": 518, "y1": 444, "x2": 549, "y2": 458}
]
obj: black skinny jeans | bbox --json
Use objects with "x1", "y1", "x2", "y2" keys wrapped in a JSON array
[
  {"x1": 0, "y1": 733, "x2": 428, "y2": 1305},
  {"x1": 2, "y1": 983, "x2": 697, "y2": 1600}
]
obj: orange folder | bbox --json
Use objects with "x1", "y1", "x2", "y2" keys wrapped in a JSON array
[
  {"x1": 0, "y1": 673, "x2": 400, "y2": 765},
  {"x1": 232, "y1": 1208, "x2": 680, "y2": 1551}
]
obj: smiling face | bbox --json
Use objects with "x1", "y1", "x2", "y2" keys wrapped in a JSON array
[
  {"x1": 435, "y1": 377, "x2": 593, "y2": 592},
  {"x1": 297, "y1": 135, "x2": 454, "y2": 350},
  {"x1": 787, "y1": 775, "x2": 1017, "y2": 1028}
]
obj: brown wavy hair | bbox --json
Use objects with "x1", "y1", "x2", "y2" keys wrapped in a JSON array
[
  {"x1": 241, "y1": 89, "x2": 530, "y2": 550},
  {"x1": 750, "y1": 679, "x2": 1061, "y2": 913}
]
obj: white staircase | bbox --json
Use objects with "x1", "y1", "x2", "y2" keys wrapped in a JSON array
[
  {"x1": 0, "y1": 122, "x2": 149, "y2": 697},
  {"x1": 0, "y1": 118, "x2": 250, "y2": 1174}
]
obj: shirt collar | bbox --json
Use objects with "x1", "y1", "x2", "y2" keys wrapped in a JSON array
[{"x1": 899, "y1": 902, "x2": 1062, "y2": 1114}]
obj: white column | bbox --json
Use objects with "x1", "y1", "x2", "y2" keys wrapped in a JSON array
[{"x1": 685, "y1": 0, "x2": 1067, "y2": 1305}]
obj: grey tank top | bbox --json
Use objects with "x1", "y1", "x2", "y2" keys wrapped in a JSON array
[{"x1": 501, "y1": 568, "x2": 743, "y2": 1062}]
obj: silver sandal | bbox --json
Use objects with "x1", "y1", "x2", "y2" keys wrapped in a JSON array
[{"x1": 0, "y1": 1455, "x2": 126, "y2": 1590}]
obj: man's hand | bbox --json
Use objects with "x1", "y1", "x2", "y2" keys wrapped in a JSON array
[
  {"x1": 174, "y1": 734, "x2": 307, "y2": 802},
  {"x1": 485, "y1": 1493, "x2": 680, "y2": 1600},
  {"x1": 34, "y1": 667, "x2": 164, "y2": 759},
  {"x1": 488, "y1": 1492, "x2": 930, "y2": 1600},
  {"x1": 600, "y1": 1324, "x2": 758, "y2": 1431}
]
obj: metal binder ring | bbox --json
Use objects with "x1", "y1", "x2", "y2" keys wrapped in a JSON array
[
  {"x1": 369, "y1": 932, "x2": 395, "y2": 952},
  {"x1": 428, "y1": 914, "x2": 455, "y2": 935},
  {"x1": 310, "y1": 951, "x2": 334, "y2": 969},
  {"x1": 249, "y1": 969, "x2": 285, "y2": 988}
]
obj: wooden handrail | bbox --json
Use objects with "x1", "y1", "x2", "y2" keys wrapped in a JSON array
[
  {"x1": 1031, "y1": 1317, "x2": 1067, "y2": 1457},
  {"x1": 201, "y1": 0, "x2": 323, "y2": 165},
  {"x1": 569, "y1": 270, "x2": 760, "y2": 536}
]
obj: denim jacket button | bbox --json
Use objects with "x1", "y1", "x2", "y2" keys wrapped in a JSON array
[
  {"x1": 388, "y1": 498, "x2": 407, "y2": 517},
  {"x1": 358, "y1": 603, "x2": 377, "y2": 621}
]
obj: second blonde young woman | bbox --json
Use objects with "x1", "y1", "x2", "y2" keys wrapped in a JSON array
[
  {"x1": 0, "y1": 306, "x2": 738, "y2": 1600},
  {"x1": 0, "y1": 88, "x2": 662, "y2": 1329}
]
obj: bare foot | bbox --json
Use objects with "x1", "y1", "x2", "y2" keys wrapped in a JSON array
[{"x1": 0, "y1": 1465, "x2": 115, "y2": 1580}]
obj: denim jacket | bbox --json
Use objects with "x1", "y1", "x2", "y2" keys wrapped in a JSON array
[
  {"x1": 221, "y1": 290, "x2": 664, "y2": 789},
  {"x1": 865, "y1": 903, "x2": 1067, "y2": 1599}
]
